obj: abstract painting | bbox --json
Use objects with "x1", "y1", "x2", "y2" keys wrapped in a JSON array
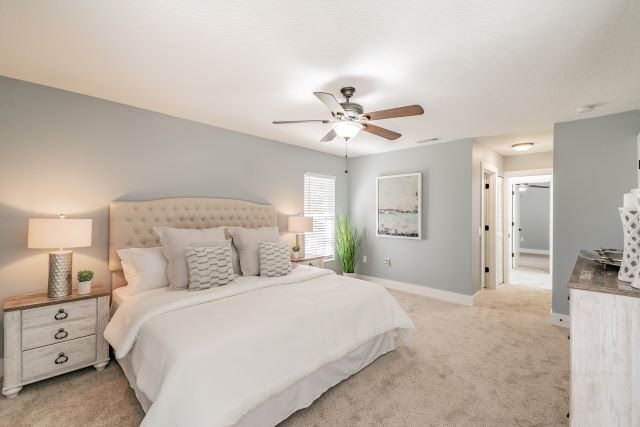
[{"x1": 376, "y1": 173, "x2": 422, "y2": 239}]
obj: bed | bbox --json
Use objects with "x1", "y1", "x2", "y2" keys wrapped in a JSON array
[{"x1": 104, "y1": 197, "x2": 414, "y2": 427}]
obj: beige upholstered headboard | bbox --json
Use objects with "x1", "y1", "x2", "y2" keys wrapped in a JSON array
[{"x1": 109, "y1": 197, "x2": 277, "y2": 290}]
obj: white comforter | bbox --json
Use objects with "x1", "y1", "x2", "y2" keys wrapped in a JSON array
[{"x1": 105, "y1": 266, "x2": 414, "y2": 427}]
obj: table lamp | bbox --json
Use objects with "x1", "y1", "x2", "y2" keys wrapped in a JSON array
[
  {"x1": 28, "y1": 215, "x2": 92, "y2": 298},
  {"x1": 288, "y1": 215, "x2": 314, "y2": 258}
]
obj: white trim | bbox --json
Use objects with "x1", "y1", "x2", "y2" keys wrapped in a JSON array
[
  {"x1": 358, "y1": 274, "x2": 478, "y2": 306},
  {"x1": 376, "y1": 173, "x2": 422, "y2": 240},
  {"x1": 520, "y1": 248, "x2": 550, "y2": 255},
  {"x1": 0, "y1": 358, "x2": 4, "y2": 378},
  {"x1": 481, "y1": 162, "x2": 498, "y2": 290},
  {"x1": 550, "y1": 311, "x2": 570, "y2": 328}
]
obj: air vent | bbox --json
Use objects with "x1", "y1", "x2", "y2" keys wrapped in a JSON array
[{"x1": 417, "y1": 137, "x2": 441, "y2": 144}]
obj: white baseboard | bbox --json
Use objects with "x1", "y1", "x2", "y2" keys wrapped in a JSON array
[
  {"x1": 358, "y1": 275, "x2": 477, "y2": 306},
  {"x1": 550, "y1": 311, "x2": 570, "y2": 328},
  {"x1": 520, "y1": 248, "x2": 550, "y2": 255}
]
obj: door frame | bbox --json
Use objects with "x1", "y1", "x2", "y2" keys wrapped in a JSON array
[
  {"x1": 504, "y1": 168, "x2": 553, "y2": 287},
  {"x1": 481, "y1": 162, "x2": 498, "y2": 290}
]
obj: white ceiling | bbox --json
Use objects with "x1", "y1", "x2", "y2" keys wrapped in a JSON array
[
  {"x1": 475, "y1": 130, "x2": 553, "y2": 156},
  {"x1": 1, "y1": 1, "x2": 639, "y2": 157}
]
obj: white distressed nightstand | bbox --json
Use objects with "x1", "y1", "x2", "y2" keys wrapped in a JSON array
[
  {"x1": 291, "y1": 256, "x2": 325, "y2": 268},
  {"x1": 2, "y1": 285, "x2": 110, "y2": 398}
]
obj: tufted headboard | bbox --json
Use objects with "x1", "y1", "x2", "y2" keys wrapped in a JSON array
[{"x1": 109, "y1": 197, "x2": 277, "y2": 290}]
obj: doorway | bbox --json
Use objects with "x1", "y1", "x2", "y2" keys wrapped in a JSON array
[{"x1": 506, "y1": 172, "x2": 553, "y2": 290}]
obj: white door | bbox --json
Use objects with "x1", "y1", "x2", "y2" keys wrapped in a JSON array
[
  {"x1": 512, "y1": 184, "x2": 521, "y2": 269},
  {"x1": 496, "y1": 176, "x2": 504, "y2": 285}
]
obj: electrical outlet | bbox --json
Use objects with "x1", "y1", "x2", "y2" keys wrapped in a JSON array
[
  {"x1": 384, "y1": 258, "x2": 391, "y2": 266},
  {"x1": 362, "y1": 255, "x2": 367, "y2": 263}
]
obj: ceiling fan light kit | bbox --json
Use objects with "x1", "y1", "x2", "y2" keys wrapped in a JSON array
[
  {"x1": 273, "y1": 86, "x2": 424, "y2": 143},
  {"x1": 332, "y1": 121, "x2": 363, "y2": 139},
  {"x1": 512, "y1": 142, "x2": 534, "y2": 152}
]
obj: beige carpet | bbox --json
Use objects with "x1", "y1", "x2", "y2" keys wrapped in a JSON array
[{"x1": 0, "y1": 284, "x2": 569, "y2": 427}]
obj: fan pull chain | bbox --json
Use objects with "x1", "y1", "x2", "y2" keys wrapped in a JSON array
[{"x1": 344, "y1": 138, "x2": 349, "y2": 174}]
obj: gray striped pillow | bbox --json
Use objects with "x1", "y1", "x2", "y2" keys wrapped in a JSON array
[
  {"x1": 258, "y1": 242, "x2": 292, "y2": 277},
  {"x1": 186, "y1": 244, "x2": 235, "y2": 290}
]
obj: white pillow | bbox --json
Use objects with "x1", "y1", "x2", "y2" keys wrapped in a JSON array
[
  {"x1": 154, "y1": 226, "x2": 227, "y2": 289},
  {"x1": 228, "y1": 226, "x2": 281, "y2": 276},
  {"x1": 117, "y1": 247, "x2": 169, "y2": 295}
]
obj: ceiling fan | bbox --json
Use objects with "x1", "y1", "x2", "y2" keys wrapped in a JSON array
[{"x1": 273, "y1": 87, "x2": 424, "y2": 142}]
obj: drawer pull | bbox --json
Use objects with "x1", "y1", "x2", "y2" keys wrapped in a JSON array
[
  {"x1": 54, "y1": 329, "x2": 69, "y2": 340},
  {"x1": 54, "y1": 353, "x2": 69, "y2": 365},
  {"x1": 54, "y1": 309, "x2": 68, "y2": 320}
]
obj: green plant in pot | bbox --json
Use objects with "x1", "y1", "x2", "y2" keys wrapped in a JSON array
[
  {"x1": 77, "y1": 270, "x2": 93, "y2": 295},
  {"x1": 335, "y1": 212, "x2": 364, "y2": 277},
  {"x1": 292, "y1": 245, "x2": 301, "y2": 259}
]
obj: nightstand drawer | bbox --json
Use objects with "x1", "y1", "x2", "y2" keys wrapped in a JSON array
[
  {"x1": 22, "y1": 299, "x2": 96, "y2": 329},
  {"x1": 22, "y1": 335, "x2": 96, "y2": 382},
  {"x1": 22, "y1": 317, "x2": 96, "y2": 351}
]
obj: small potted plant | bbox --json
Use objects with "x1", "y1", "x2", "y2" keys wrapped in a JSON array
[
  {"x1": 292, "y1": 245, "x2": 301, "y2": 260},
  {"x1": 77, "y1": 270, "x2": 93, "y2": 295}
]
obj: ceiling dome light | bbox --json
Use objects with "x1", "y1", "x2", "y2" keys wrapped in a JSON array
[
  {"x1": 332, "y1": 121, "x2": 363, "y2": 139},
  {"x1": 512, "y1": 142, "x2": 534, "y2": 152}
]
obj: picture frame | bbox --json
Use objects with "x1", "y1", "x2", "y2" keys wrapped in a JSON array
[{"x1": 376, "y1": 173, "x2": 422, "y2": 240}]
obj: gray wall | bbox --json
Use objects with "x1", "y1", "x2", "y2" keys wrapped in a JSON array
[
  {"x1": 553, "y1": 110, "x2": 640, "y2": 314},
  {"x1": 0, "y1": 76, "x2": 348, "y2": 357},
  {"x1": 520, "y1": 185, "x2": 550, "y2": 251},
  {"x1": 348, "y1": 139, "x2": 475, "y2": 296}
]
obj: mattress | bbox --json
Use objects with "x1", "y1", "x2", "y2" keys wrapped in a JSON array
[
  {"x1": 117, "y1": 331, "x2": 396, "y2": 426},
  {"x1": 110, "y1": 286, "x2": 130, "y2": 316}
]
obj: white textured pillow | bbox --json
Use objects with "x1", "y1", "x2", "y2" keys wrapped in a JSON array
[
  {"x1": 258, "y1": 242, "x2": 292, "y2": 277},
  {"x1": 154, "y1": 226, "x2": 226, "y2": 289},
  {"x1": 186, "y1": 243, "x2": 235, "y2": 290},
  {"x1": 117, "y1": 247, "x2": 169, "y2": 295},
  {"x1": 228, "y1": 227, "x2": 281, "y2": 276}
]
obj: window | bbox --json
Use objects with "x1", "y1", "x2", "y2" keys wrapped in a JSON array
[{"x1": 304, "y1": 173, "x2": 336, "y2": 259}]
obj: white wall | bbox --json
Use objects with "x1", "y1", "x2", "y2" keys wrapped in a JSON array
[{"x1": 504, "y1": 152, "x2": 553, "y2": 172}]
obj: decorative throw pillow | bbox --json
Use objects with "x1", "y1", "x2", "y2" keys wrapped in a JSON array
[
  {"x1": 186, "y1": 243, "x2": 235, "y2": 290},
  {"x1": 154, "y1": 226, "x2": 227, "y2": 289},
  {"x1": 117, "y1": 247, "x2": 169, "y2": 295},
  {"x1": 258, "y1": 242, "x2": 292, "y2": 277},
  {"x1": 228, "y1": 227, "x2": 281, "y2": 276}
]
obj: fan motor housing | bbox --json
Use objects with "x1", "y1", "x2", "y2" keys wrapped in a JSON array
[{"x1": 340, "y1": 102, "x2": 364, "y2": 117}]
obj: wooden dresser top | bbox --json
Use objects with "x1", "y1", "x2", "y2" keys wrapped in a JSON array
[
  {"x1": 4, "y1": 285, "x2": 110, "y2": 312},
  {"x1": 568, "y1": 255, "x2": 640, "y2": 298}
]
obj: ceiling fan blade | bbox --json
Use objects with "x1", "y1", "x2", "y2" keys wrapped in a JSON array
[
  {"x1": 365, "y1": 105, "x2": 424, "y2": 121},
  {"x1": 272, "y1": 119, "x2": 331, "y2": 124},
  {"x1": 313, "y1": 92, "x2": 347, "y2": 117},
  {"x1": 362, "y1": 123, "x2": 401, "y2": 140},
  {"x1": 320, "y1": 129, "x2": 337, "y2": 142}
]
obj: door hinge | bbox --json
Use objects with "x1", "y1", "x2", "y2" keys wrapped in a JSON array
[
  {"x1": 512, "y1": 221, "x2": 515, "y2": 226},
  {"x1": 511, "y1": 253, "x2": 515, "y2": 258},
  {"x1": 485, "y1": 183, "x2": 490, "y2": 189},
  {"x1": 485, "y1": 225, "x2": 489, "y2": 231},
  {"x1": 485, "y1": 267, "x2": 490, "y2": 273}
]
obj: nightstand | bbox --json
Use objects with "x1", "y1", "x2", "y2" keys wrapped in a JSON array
[
  {"x1": 291, "y1": 256, "x2": 325, "y2": 268},
  {"x1": 2, "y1": 285, "x2": 110, "y2": 398}
]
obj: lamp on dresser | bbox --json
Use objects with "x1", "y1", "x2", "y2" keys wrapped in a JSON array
[
  {"x1": 28, "y1": 215, "x2": 92, "y2": 298},
  {"x1": 288, "y1": 215, "x2": 314, "y2": 258}
]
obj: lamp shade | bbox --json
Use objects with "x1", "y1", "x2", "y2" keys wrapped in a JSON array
[
  {"x1": 28, "y1": 218, "x2": 92, "y2": 249},
  {"x1": 288, "y1": 216, "x2": 314, "y2": 233}
]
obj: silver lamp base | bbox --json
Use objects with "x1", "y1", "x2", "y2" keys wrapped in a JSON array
[{"x1": 48, "y1": 250, "x2": 73, "y2": 298}]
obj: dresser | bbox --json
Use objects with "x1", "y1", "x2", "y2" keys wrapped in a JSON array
[
  {"x1": 291, "y1": 256, "x2": 325, "y2": 268},
  {"x1": 2, "y1": 285, "x2": 110, "y2": 398},
  {"x1": 568, "y1": 256, "x2": 640, "y2": 426}
]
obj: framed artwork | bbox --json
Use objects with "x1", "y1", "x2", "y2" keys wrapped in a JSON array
[{"x1": 376, "y1": 173, "x2": 422, "y2": 239}]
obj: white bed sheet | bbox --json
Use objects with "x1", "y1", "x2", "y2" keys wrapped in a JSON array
[
  {"x1": 106, "y1": 266, "x2": 414, "y2": 426},
  {"x1": 117, "y1": 331, "x2": 396, "y2": 426}
]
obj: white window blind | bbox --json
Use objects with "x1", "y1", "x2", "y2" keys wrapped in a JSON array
[{"x1": 304, "y1": 173, "x2": 336, "y2": 259}]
